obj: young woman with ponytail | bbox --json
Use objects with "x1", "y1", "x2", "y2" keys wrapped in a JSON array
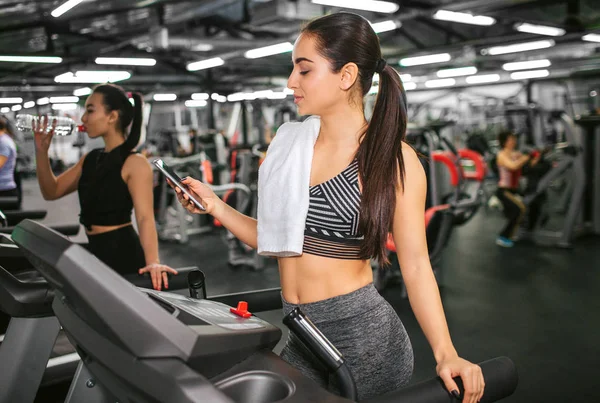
[
  {"x1": 34, "y1": 83, "x2": 177, "y2": 290},
  {"x1": 172, "y1": 12, "x2": 483, "y2": 402}
]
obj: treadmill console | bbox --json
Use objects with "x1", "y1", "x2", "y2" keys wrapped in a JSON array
[
  {"x1": 143, "y1": 289, "x2": 269, "y2": 331},
  {"x1": 141, "y1": 289, "x2": 282, "y2": 378}
]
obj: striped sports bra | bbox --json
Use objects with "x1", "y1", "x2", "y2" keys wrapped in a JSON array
[{"x1": 303, "y1": 159, "x2": 364, "y2": 260}]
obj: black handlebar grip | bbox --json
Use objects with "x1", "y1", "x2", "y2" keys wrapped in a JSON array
[
  {"x1": 283, "y1": 307, "x2": 358, "y2": 400},
  {"x1": 365, "y1": 356, "x2": 517, "y2": 403},
  {"x1": 188, "y1": 269, "x2": 207, "y2": 300}
]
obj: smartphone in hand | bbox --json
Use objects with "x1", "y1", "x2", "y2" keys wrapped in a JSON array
[{"x1": 153, "y1": 159, "x2": 206, "y2": 211}]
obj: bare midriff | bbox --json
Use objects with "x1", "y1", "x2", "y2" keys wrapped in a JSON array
[
  {"x1": 85, "y1": 222, "x2": 132, "y2": 235},
  {"x1": 278, "y1": 252, "x2": 373, "y2": 304}
]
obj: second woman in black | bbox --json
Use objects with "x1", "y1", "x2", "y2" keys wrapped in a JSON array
[{"x1": 34, "y1": 84, "x2": 177, "y2": 291}]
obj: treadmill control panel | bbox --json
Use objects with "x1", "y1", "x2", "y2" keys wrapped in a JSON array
[{"x1": 143, "y1": 290, "x2": 268, "y2": 331}]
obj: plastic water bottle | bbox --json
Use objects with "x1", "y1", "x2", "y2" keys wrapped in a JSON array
[{"x1": 15, "y1": 114, "x2": 84, "y2": 136}]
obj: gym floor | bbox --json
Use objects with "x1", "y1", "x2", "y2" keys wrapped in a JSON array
[{"x1": 25, "y1": 178, "x2": 600, "y2": 403}]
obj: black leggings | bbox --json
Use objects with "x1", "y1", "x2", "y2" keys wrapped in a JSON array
[
  {"x1": 85, "y1": 225, "x2": 146, "y2": 275},
  {"x1": 496, "y1": 188, "x2": 526, "y2": 238}
]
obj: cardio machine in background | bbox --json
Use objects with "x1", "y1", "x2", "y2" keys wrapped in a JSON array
[
  {"x1": 4, "y1": 219, "x2": 518, "y2": 403},
  {"x1": 516, "y1": 111, "x2": 587, "y2": 248},
  {"x1": 150, "y1": 133, "x2": 265, "y2": 271},
  {"x1": 374, "y1": 125, "x2": 487, "y2": 296}
]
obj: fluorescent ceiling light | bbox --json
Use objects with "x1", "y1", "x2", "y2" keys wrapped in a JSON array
[
  {"x1": 244, "y1": 42, "x2": 293, "y2": 59},
  {"x1": 400, "y1": 53, "x2": 451, "y2": 67},
  {"x1": 187, "y1": 57, "x2": 224, "y2": 71},
  {"x1": 37, "y1": 97, "x2": 50, "y2": 105},
  {"x1": 54, "y1": 71, "x2": 131, "y2": 83},
  {"x1": 371, "y1": 20, "x2": 400, "y2": 34},
  {"x1": 437, "y1": 66, "x2": 477, "y2": 78},
  {"x1": 0, "y1": 97, "x2": 23, "y2": 104},
  {"x1": 11, "y1": 105, "x2": 22, "y2": 111},
  {"x1": 95, "y1": 57, "x2": 156, "y2": 66},
  {"x1": 484, "y1": 40, "x2": 555, "y2": 55},
  {"x1": 227, "y1": 93, "x2": 248, "y2": 102},
  {"x1": 191, "y1": 43, "x2": 214, "y2": 52},
  {"x1": 311, "y1": 0, "x2": 399, "y2": 14},
  {"x1": 51, "y1": 0, "x2": 84, "y2": 18},
  {"x1": 73, "y1": 87, "x2": 93, "y2": 96},
  {"x1": 403, "y1": 82, "x2": 417, "y2": 90},
  {"x1": 0, "y1": 56, "x2": 62, "y2": 63},
  {"x1": 23, "y1": 101, "x2": 35, "y2": 108},
  {"x1": 502, "y1": 59, "x2": 551, "y2": 71},
  {"x1": 510, "y1": 69, "x2": 550, "y2": 80},
  {"x1": 466, "y1": 74, "x2": 501, "y2": 84},
  {"x1": 425, "y1": 78, "x2": 456, "y2": 88},
  {"x1": 514, "y1": 23, "x2": 565, "y2": 37},
  {"x1": 267, "y1": 92, "x2": 287, "y2": 100},
  {"x1": 192, "y1": 93, "x2": 210, "y2": 100},
  {"x1": 50, "y1": 96, "x2": 78, "y2": 103},
  {"x1": 283, "y1": 88, "x2": 294, "y2": 95},
  {"x1": 51, "y1": 103, "x2": 78, "y2": 110},
  {"x1": 433, "y1": 10, "x2": 495, "y2": 26},
  {"x1": 153, "y1": 94, "x2": 177, "y2": 101},
  {"x1": 374, "y1": 72, "x2": 411, "y2": 83},
  {"x1": 582, "y1": 33, "x2": 600, "y2": 43},
  {"x1": 185, "y1": 100, "x2": 207, "y2": 108},
  {"x1": 211, "y1": 93, "x2": 227, "y2": 102},
  {"x1": 0, "y1": 107, "x2": 9, "y2": 113},
  {"x1": 253, "y1": 90, "x2": 274, "y2": 98}
]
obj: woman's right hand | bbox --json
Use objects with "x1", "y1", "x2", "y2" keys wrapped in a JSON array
[
  {"x1": 33, "y1": 116, "x2": 56, "y2": 154},
  {"x1": 170, "y1": 177, "x2": 219, "y2": 215}
]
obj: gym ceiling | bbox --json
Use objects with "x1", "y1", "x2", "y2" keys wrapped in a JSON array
[{"x1": 0, "y1": 0, "x2": 599, "y2": 102}]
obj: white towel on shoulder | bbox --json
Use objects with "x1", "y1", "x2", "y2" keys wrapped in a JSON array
[{"x1": 257, "y1": 115, "x2": 321, "y2": 257}]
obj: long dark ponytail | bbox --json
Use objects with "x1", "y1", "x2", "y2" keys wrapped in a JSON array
[
  {"x1": 302, "y1": 12, "x2": 408, "y2": 265},
  {"x1": 92, "y1": 84, "x2": 143, "y2": 156}
]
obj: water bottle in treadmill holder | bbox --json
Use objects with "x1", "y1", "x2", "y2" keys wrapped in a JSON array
[{"x1": 188, "y1": 270, "x2": 207, "y2": 300}]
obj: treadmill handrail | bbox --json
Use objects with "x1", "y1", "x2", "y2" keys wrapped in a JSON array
[
  {"x1": 364, "y1": 356, "x2": 517, "y2": 403},
  {"x1": 0, "y1": 264, "x2": 54, "y2": 317}
]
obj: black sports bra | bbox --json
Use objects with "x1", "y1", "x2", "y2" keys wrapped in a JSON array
[
  {"x1": 78, "y1": 146, "x2": 135, "y2": 230},
  {"x1": 303, "y1": 159, "x2": 364, "y2": 260}
]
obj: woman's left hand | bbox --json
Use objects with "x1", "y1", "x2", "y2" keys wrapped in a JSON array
[
  {"x1": 138, "y1": 263, "x2": 178, "y2": 291},
  {"x1": 436, "y1": 356, "x2": 485, "y2": 403}
]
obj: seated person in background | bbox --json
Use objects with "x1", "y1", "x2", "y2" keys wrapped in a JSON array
[
  {"x1": 495, "y1": 130, "x2": 540, "y2": 247},
  {"x1": 34, "y1": 84, "x2": 176, "y2": 290},
  {"x1": 0, "y1": 117, "x2": 18, "y2": 198}
]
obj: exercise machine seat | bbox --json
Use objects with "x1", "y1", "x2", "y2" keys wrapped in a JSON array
[
  {"x1": 431, "y1": 151, "x2": 460, "y2": 186},
  {"x1": 386, "y1": 204, "x2": 452, "y2": 253},
  {"x1": 458, "y1": 149, "x2": 487, "y2": 182}
]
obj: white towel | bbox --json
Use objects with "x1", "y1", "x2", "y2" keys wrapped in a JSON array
[{"x1": 257, "y1": 115, "x2": 321, "y2": 257}]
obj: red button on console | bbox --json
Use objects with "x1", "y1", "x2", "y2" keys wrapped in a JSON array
[{"x1": 230, "y1": 301, "x2": 252, "y2": 318}]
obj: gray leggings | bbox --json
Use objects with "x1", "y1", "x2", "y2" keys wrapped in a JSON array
[{"x1": 280, "y1": 283, "x2": 414, "y2": 400}]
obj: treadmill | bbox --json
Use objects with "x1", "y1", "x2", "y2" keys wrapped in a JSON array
[
  {"x1": 0, "y1": 232, "x2": 203, "y2": 402},
  {"x1": 11, "y1": 220, "x2": 518, "y2": 402}
]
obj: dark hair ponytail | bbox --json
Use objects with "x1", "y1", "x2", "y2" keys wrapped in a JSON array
[
  {"x1": 123, "y1": 92, "x2": 143, "y2": 153},
  {"x1": 358, "y1": 64, "x2": 408, "y2": 265},
  {"x1": 302, "y1": 12, "x2": 408, "y2": 265},
  {"x1": 93, "y1": 84, "x2": 143, "y2": 155}
]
